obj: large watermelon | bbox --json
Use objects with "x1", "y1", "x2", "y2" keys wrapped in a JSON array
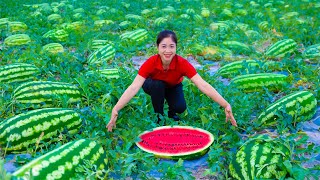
[
  {"x1": 256, "y1": 91, "x2": 317, "y2": 127},
  {"x1": 12, "y1": 139, "x2": 106, "y2": 179},
  {"x1": 265, "y1": 39, "x2": 297, "y2": 58},
  {"x1": 136, "y1": 126, "x2": 214, "y2": 160},
  {"x1": 0, "y1": 108, "x2": 82, "y2": 152},
  {"x1": 229, "y1": 135, "x2": 291, "y2": 180},
  {"x1": 229, "y1": 73, "x2": 288, "y2": 93}
]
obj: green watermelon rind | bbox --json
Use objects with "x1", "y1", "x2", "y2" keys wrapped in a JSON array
[
  {"x1": 136, "y1": 126, "x2": 214, "y2": 160},
  {"x1": 229, "y1": 135, "x2": 291, "y2": 180}
]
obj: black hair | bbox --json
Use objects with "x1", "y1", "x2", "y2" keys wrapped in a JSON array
[{"x1": 156, "y1": 30, "x2": 177, "y2": 47}]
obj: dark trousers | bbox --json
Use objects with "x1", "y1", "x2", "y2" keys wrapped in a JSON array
[{"x1": 142, "y1": 78, "x2": 186, "y2": 116}]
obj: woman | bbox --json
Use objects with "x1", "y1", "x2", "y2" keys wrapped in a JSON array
[{"x1": 106, "y1": 30, "x2": 237, "y2": 132}]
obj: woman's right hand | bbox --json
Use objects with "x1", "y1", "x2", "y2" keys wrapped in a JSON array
[{"x1": 106, "y1": 108, "x2": 118, "y2": 132}]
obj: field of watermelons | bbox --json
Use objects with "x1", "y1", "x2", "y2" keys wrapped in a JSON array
[{"x1": 0, "y1": 0, "x2": 320, "y2": 179}]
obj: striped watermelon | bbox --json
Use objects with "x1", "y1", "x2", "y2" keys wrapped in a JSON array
[
  {"x1": 119, "y1": 21, "x2": 131, "y2": 29},
  {"x1": 229, "y1": 135, "x2": 291, "y2": 180},
  {"x1": 192, "y1": 14, "x2": 203, "y2": 22},
  {"x1": 0, "y1": 63, "x2": 39, "y2": 84},
  {"x1": 8, "y1": 21, "x2": 28, "y2": 33},
  {"x1": 154, "y1": 17, "x2": 167, "y2": 26},
  {"x1": 0, "y1": 108, "x2": 82, "y2": 152},
  {"x1": 217, "y1": 60, "x2": 260, "y2": 78},
  {"x1": 86, "y1": 68, "x2": 119, "y2": 79},
  {"x1": 222, "y1": 41, "x2": 252, "y2": 54},
  {"x1": 258, "y1": 21, "x2": 269, "y2": 31},
  {"x1": 229, "y1": 73, "x2": 288, "y2": 92},
  {"x1": 256, "y1": 91, "x2": 317, "y2": 127},
  {"x1": 4, "y1": 34, "x2": 31, "y2": 46},
  {"x1": 125, "y1": 14, "x2": 143, "y2": 21},
  {"x1": 43, "y1": 29, "x2": 68, "y2": 42},
  {"x1": 62, "y1": 21, "x2": 84, "y2": 31},
  {"x1": 217, "y1": 60, "x2": 282, "y2": 78},
  {"x1": 96, "y1": 9, "x2": 106, "y2": 15},
  {"x1": 303, "y1": 43, "x2": 320, "y2": 61},
  {"x1": 12, "y1": 139, "x2": 106, "y2": 179},
  {"x1": 87, "y1": 44, "x2": 116, "y2": 65},
  {"x1": 47, "y1": 13, "x2": 62, "y2": 23},
  {"x1": 93, "y1": 20, "x2": 114, "y2": 29},
  {"x1": 88, "y1": 40, "x2": 111, "y2": 51},
  {"x1": 210, "y1": 22, "x2": 230, "y2": 31},
  {"x1": 180, "y1": 14, "x2": 191, "y2": 20},
  {"x1": 162, "y1": 6, "x2": 176, "y2": 13},
  {"x1": 42, "y1": 43, "x2": 64, "y2": 54},
  {"x1": 12, "y1": 81, "x2": 82, "y2": 105},
  {"x1": 0, "y1": 18, "x2": 9, "y2": 30},
  {"x1": 120, "y1": 29, "x2": 148, "y2": 42},
  {"x1": 265, "y1": 39, "x2": 297, "y2": 58},
  {"x1": 141, "y1": 9, "x2": 152, "y2": 16}
]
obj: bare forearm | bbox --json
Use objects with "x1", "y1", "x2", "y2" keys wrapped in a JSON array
[{"x1": 113, "y1": 85, "x2": 139, "y2": 111}]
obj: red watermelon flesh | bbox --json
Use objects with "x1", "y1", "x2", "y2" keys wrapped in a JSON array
[{"x1": 136, "y1": 126, "x2": 214, "y2": 160}]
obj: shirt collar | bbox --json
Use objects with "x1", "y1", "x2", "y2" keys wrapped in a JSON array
[{"x1": 155, "y1": 54, "x2": 177, "y2": 70}]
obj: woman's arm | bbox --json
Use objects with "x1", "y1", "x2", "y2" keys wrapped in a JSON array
[
  {"x1": 106, "y1": 75, "x2": 146, "y2": 131},
  {"x1": 190, "y1": 74, "x2": 237, "y2": 126},
  {"x1": 190, "y1": 74, "x2": 228, "y2": 107}
]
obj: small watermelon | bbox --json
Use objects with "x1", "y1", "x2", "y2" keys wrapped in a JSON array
[{"x1": 136, "y1": 126, "x2": 214, "y2": 160}]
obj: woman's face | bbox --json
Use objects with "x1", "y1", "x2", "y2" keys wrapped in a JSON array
[{"x1": 157, "y1": 37, "x2": 176, "y2": 65}]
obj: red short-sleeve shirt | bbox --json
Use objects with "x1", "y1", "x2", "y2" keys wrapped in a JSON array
[{"x1": 138, "y1": 54, "x2": 197, "y2": 86}]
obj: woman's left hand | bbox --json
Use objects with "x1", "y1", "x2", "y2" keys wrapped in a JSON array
[{"x1": 224, "y1": 104, "x2": 237, "y2": 127}]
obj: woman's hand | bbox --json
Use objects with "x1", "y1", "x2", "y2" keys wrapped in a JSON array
[
  {"x1": 224, "y1": 104, "x2": 237, "y2": 127},
  {"x1": 106, "y1": 108, "x2": 118, "y2": 132}
]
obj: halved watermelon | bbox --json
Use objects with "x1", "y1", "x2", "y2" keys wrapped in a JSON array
[{"x1": 136, "y1": 126, "x2": 214, "y2": 160}]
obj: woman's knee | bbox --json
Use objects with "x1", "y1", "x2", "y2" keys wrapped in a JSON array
[
  {"x1": 142, "y1": 78, "x2": 165, "y2": 95},
  {"x1": 174, "y1": 102, "x2": 187, "y2": 114}
]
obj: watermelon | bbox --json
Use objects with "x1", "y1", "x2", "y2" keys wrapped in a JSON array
[
  {"x1": 217, "y1": 60, "x2": 260, "y2": 78},
  {"x1": 43, "y1": 29, "x2": 68, "y2": 42},
  {"x1": 0, "y1": 108, "x2": 82, "y2": 152},
  {"x1": 180, "y1": 14, "x2": 191, "y2": 20},
  {"x1": 87, "y1": 44, "x2": 116, "y2": 65},
  {"x1": 0, "y1": 63, "x2": 40, "y2": 84},
  {"x1": 154, "y1": 17, "x2": 167, "y2": 26},
  {"x1": 162, "y1": 6, "x2": 176, "y2": 13},
  {"x1": 229, "y1": 135, "x2": 291, "y2": 180},
  {"x1": 265, "y1": 39, "x2": 297, "y2": 58},
  {"x1": 303, "y1": 43, "x2": 320, "y2": 61},
  {"x1": 120, "y1": 29, "x2": 148, "y2": 42},
  {"x1": 42, "y1": 43, "x2": 64, "y2": 54},
  {"x1": 229, "y1": 73, "x2": 288, "y2": 93},
  {"x1": 12, "y1": 139, "x2": 106, "y2": 179},
  {"x1": 0, "y1": 18, "x2": 9, "y2": 30},
  {"x1": 222, "y1": 41, "x2": 252, "y2": 54},
  {"x1": 136, "y1": 126, "x2": 214, "y2": 160},
  {"x1": 12, "y1": 81, "x2": 82, "y2": 105},
  {"x1": 8, "y1": 21, "x2": 28, "y2": 33},
  {"x1": 256, "y1": 91, "x2": 317, "y2": 127},
  {"x1": 125, "y1": 14, "x2": 143, "y2": 21},
  {"x1": 88, "y1": 40, "x2": 111, "y2": 51},
  {"x1": 47, "y1": 13, "x2": 62, "y2": 23},
  {"x1": 210, "y1": 22, "x2": 230, "y2": 31},
  {"x1": 86, "y1": 68, "x2": 119, "y2": 79},
  {"x1": 4, "y1": 34, "x2": 31, "y2": 46}
]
